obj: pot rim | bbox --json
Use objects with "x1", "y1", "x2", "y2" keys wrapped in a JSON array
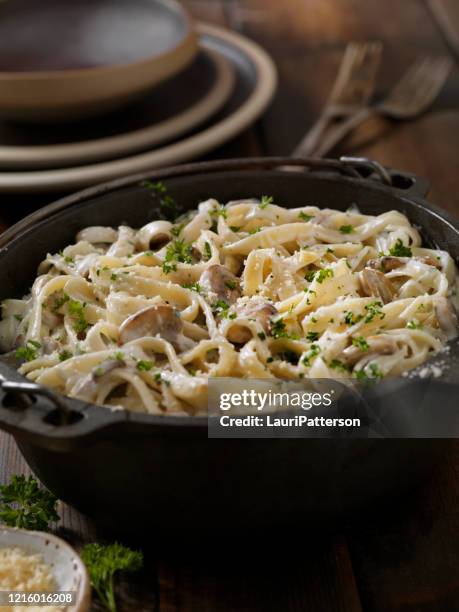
[{"x1": 0, "y1": 156, "x2": 458, "y2": 445}]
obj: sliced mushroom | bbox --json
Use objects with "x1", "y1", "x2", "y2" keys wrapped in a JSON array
[
  {"x1": 367, "y1": 257, "x2": 405, "y2": 272},
  {"x1": 76, "y1": 226, "x2": 118, "y2": 244},
  {"x1": 435, "y1": 297, "x2": 458, "y2": 340},
  {"x1": 417, "y1": 255, "x2": 442, "y2": 270},
  {"x1": 199, "y1": 265, "x2": 242, "y2": 304},
  {"x1": 227, "y1": 298, "x2": 278, "y2": 344},
  {"x1": 119, "y1": 304, "x2": 183, "y2": 347},
  {"x1": 341, "y1": 335, "x2": 398, "y2": 366},
  {"x1": 359, "y1": 268, "x2": 396, "y2": 304},
  {"x1": 367, "y1": 255, "x2": 442, "y2": 272},
  {"x1": 72, "y1": 358, "x2": 125, "y2": 400},
  {"x1": 137, "y1": 221, "x2": 173, "y2": 251}
]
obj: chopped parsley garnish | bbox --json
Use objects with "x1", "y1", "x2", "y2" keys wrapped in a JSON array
[
  {"x1": 13, "y1": 314, "x2": 23, "y2": 322},
  {"x1": 344, "y1": 311, "x2": 363, "y2": 325},
  {"x1": 270, "y1": 318, "x2": 300, "y2": 340},
  {"x1": 142, "y1": 180, "x2": 180, "y2": 220},
  {"x1": 364, "y1": 300, "x2": 385, "y2": 323},
  {"x1": 212, "y1": 300, "x2": 230, "y2": 318},
  {"x1": 329, "y1": 359, "x2": 350, "y2": 373},
  {"x1": 53, "y1": 292, "x2": 70, "y2": 311},
  {"x1": 305, "y1": 270, "x2": 316, "y2": 282},
  {"x1": 316, "y1": 268, "x2": 334, "y2": 283},
  {"x1": 110, "y1": 273, "x2": 118, "y2": 281},
  {"x1": 339, "y1": 225, "x2": 354, "y2": 234},
  {"x1": 302, "y1": 344, "x2": 321, "y2": 366},
  {"x1": 407, "y1": 320, "x2": 422, "y2": 330},
  {"x1": 170, "y1": 223, "x2": 184, "y2": 237},
  {"x1": 68, "y1": 299, "x2": 90, "y2": 333},
  {"x1": 355, "y1": 363, "x2": 384, "y2": 381},
  {"x1": 352, "y1": 336, "x2": 369, "y2": 351},
  {"x1": 182, "y1": 282, "x2": 201, "y2": 293},
  {"x1": 212, "y1": 205, "x2": 228, "y2": 219},
  {"x1": 64, "y1": 256, "x2": 74, "y2": 265},
  {"x1": 306, "y1": 331, "x2": 319, "y2": 342},
  {"x1": 257, "y1": 331, "x2": 266, "y2": 340},
  {"x1": 266, "y1": 357, "x2": 274, "y2": 363},
  {"x1": 204, "y1": 242, "x2": 212, "y2": 261},
  {"x1": 259, "y1": 195, "x2": 273, "y2": 209},
  {"x1": 58, "y1": 350, "x2": 73, "y2": 362},
  {"x1": 230, "y1": 226, "x2": 241, "y2": 233},
  {"x1": 162, "y1": 239, "x2": 192, "y2": 273},
  {"x1": 113, "y1": 351, "x2": 125, "y2": 362},
  {"x1": 15, "y1": 340, "x2": 41, "y2": 362},
  {"x1": 248, "y1": 227, "x2": 262, "y2": 235},
  {"x1": 298, "y1": 212, "x2": 314, "y2": 222},
  {"x1": 225, "y1": 280, "x2": 237, "y2": 290},
  {"x1": 137, "y1": 360, "x2": 154, "y2": 372},
  {"x1": 154, "y1": 372, "x2": 162, "y2": 382},
  {"x1": 389, "y1": 239, "x2": 412, "y2": 257}
]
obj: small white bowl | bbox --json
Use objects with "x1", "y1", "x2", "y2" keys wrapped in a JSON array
[{"x1": 0, "y1": 526, "x2": 91, "y2": 612}]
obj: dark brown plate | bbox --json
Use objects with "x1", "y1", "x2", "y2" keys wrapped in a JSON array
[{"x1": 0, "y1": 0, "x2": 197, "y2": 121}]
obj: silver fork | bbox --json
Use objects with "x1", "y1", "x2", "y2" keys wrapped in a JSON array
[
  {"x1": 312, "y1": 55, "x2": 453, "y2": 158},
  {"x1": 292, "y1": 41, "x2": 382, "y2": 158}
]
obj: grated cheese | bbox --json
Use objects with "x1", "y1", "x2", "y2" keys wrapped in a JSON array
[{"x1": 0, "y1": 547, "x2": 65, "y2": 612}]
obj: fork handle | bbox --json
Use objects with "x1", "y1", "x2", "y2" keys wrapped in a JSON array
[
  {"x1": 292, "y1": 112, "x2": 338, "y2": 158},
  {"x1": 313, "y1": 106, "x2": 377, "y2": 158}
]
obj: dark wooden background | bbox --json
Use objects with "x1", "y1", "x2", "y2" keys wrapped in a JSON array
[{"x1": 1, "y1": 1, "x2": 459, "y2": 610}]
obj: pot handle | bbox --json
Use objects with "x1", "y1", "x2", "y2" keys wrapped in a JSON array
[
  {"x1": 338, "y1": 156, "x2": 431, "y2": 199},
  {"x1": 0, "y1": 377, "x2": 127, "y2": 451}
]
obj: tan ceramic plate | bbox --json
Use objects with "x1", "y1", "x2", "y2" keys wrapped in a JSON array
[
  {"x1": 0, "y1": 23, "x2": 278, "y2": 193},
  {"x1": 0, "y1": 0, "x2": 198, "y2": 121},
  {"x1": 0, "y1": 526, "x2": 91, "y2": 611},
  {"x1": 0, "y1": 48, "x2": 234, "y2": 169}
]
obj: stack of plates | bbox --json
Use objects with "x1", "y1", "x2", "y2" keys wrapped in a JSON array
[{"x1": 0, "y1": 0, "x2": 277, "y2": 194}]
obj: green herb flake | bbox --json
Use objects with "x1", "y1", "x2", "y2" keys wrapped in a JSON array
[
  {"x1": 182, "y1": 282, "x2": 201, "y2": 293},
  {"x1": 137, "y1": 360, "x2": 154, "y2": 372},
  {"x1": 302, "y1": 344, "x2": 321, "y2": 366},
  {"x1": 15, "y1": 340, "x2": 41, "y2": 362},
  {"x1": 204, "y1": 242, "x2": 212, "y2": 261},
  {"x1": 339, "y1": 225, "x2": 354, "y2": 234},
  {"x1": 389, "y1": 239, "x2": 412, "y2": 257},
  {"x1": 329, "y1": 359, "x2": 350, "y2": 373},
  {"x1": 257, "y1": 332, "x2": 266, "y2": 341},
  {"x1": 259, "y1": 195, "x2": 273, "y2": 209},
  {"x1": 225, "y1": 280, "x2": 237, "y2": 290},
  {"x1": 59, "y1": 350, "x2": 73, "y2": 362},
  {"x1": 230, "y1": 226, "x2": 241, "y2": 233},
  {"x1": 306, "y1": 331, "x2": 319, "y2": 342},
  {"x1": 407, "y1": 320, "x2": 422, "y2": 330},
  {"x1": 344, "y1": 311, "x2": 363, "y2": 325},
  {"x1": 316, "y1": 268, "x2": 334, "y2": 283},
  {"x1": 352, "y1": 336, "x2": 369, "y2": 351},
  {"x1": 67, "y1": 299, "x2": 90, "y2": 334},
  {"x1": 298, "y1": 212, "x2": 314, "y2": 222},
  {"x1": 364, "y1": 300, "x2": 385, "y2": 323},
  {"x1": 355, "y1": 363, "x2": 384, "y2": 382}
]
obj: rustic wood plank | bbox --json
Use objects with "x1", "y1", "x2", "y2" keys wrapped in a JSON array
[
  {"x1": 158, "y1": 534, "x2": 362, "y2": 612},
  {"x1": 348, "y1": 442, "x2": 459, "y2": 611},
  {"x1": 226, "y1": 0, "x2": 455, "y2": 156}
]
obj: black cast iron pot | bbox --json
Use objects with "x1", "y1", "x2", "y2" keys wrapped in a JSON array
[{"x1": 0, "y1": 157, "x2": 458, "y2": 532}]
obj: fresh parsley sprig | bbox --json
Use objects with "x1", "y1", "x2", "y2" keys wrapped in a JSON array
[
  {"x1": 82, "y1": 543, "x2": 143, "y2": 612},
  {"x1": 0, "y1": 475, "x2": 59, "y2": 531}
]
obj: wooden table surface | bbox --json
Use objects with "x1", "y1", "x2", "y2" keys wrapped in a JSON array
[{"x1": 1, "y1": 1, "x2": 459, "y2": 610}]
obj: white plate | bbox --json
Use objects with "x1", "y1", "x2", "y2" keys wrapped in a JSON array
[
  {"x1": 0, "y1": 23, "x2": 277, "y2": 194},
  {"x1": 0, "y1": 47, "x2": 234, "y2": 169}
]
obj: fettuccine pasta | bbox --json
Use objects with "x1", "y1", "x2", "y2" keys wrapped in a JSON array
[{"x1": 1, "y1": 196, "x2": 458, "y2": 415}]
